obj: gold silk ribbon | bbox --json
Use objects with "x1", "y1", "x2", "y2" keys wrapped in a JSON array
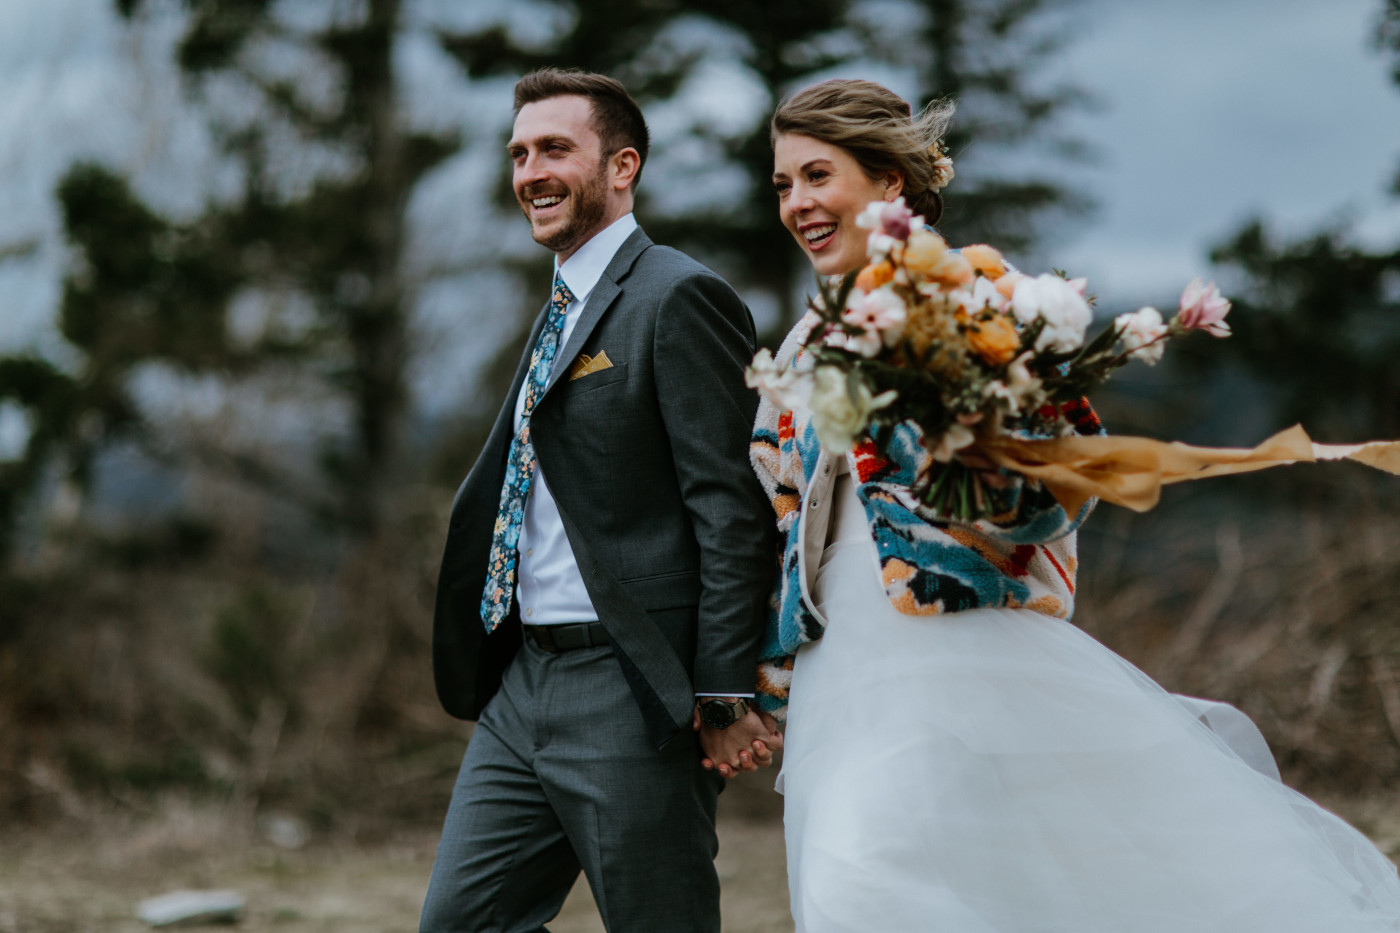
[{"x1": 978, "y1": 425, "x2": 1400, "y2": 516}]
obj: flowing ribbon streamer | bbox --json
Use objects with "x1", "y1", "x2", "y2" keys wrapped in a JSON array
[{"x1": 979, "y1": 425, "x2": 1400, "y2": 516}]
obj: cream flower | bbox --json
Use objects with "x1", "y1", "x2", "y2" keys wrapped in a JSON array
[
  {"x1": 929, "y1": 422, "x2": 975, "y2": 462},
  {"x1": 983, "y1": 351, "x2": 1044, "y2": 415},
  {"x1": 746, "y1": 348, "x2": 813, "y2": 410},
  {"x1": 1115, "y1": 306, "x2": 1168, "y2": 364},
  {"x1": 823, "y1": 326, "x2": 883, "y2": 358},
  {"x1": 968, "y1": 275, "x2": 1009, "y2": 313},
  {"x1": 931, "y1": 155, "x2": 955, "y2": 191},
  {"x1": 808, "y1": 365, "x2": 897, "y2": 452}
]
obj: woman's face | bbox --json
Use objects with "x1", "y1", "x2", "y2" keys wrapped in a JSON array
[{"x1": 773, "y1": 133, "x2": 902, "y2": 277}]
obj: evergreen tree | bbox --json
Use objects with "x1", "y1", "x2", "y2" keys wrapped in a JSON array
[
  {"x1": 1208, "y1": 1, "x2": 1400, "y2": 440},
  {"x1": 446, "y1": 0, "x2": 1088, "y2": 334},
  {"x1": 0, "y1": 0, "x2": 461, "y2": 547}
]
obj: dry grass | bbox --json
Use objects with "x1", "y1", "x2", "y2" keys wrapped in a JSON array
[{"x1": 1076, "y1": 473, "x2": 1400, "y2": 792}]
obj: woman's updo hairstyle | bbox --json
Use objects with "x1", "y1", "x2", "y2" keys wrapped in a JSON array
[{"x1": 771, "y1": 79, "x2": 955, "y2": 226}]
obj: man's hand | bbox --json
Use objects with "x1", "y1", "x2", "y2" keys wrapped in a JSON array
[{"x1": 693, "y1": 707, "x2": 783, "y2": 779}]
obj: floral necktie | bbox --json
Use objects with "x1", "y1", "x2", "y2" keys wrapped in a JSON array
[{"x1": 480, "y1": 274, "x2": 575, "y2": 632}]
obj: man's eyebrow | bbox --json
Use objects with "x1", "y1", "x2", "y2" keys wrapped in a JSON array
[{"x1": 506, "y1": 134, "x2": 577, "y2": 152}]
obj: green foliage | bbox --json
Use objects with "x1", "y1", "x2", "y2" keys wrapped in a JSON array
[{"x1": 205, "y1": 585, "x2": 296, "y2": 721}]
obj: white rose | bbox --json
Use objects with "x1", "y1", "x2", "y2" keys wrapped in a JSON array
[
  {"x1": 1115, "y1": 306, "x2": 1167, "y2": 365},
  {"x1": 1011, "y1": 274, "x2": 1092, "y2": 352},
  {"x1": 807, "y1": 365, "x2": 896, "y2": 452}
]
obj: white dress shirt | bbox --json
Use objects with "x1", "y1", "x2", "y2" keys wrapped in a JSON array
[{"x1": 513, "y1": 213, "x2": 638, "y2": 626}]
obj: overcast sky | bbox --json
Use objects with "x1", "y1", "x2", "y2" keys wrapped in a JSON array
[
  {"x1": 1055, "y1": 0, "x2": 1400, "y2": 302},
  {"x1": 2, "y1": 0, "x2": 1398, "y2": 353}
]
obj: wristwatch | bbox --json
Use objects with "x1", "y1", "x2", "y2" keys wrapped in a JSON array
[{"x1": 697, "y1": 697, "x2": 751, "y2": 730}]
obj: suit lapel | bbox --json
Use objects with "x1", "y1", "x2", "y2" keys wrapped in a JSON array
[{"x1": 545, "y1": 227, "x2": 653, "y2": 396}]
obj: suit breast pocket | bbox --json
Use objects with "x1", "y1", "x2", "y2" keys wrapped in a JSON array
[{"x1": 564, "y1": 361, "x2": 629, "y2": 396}]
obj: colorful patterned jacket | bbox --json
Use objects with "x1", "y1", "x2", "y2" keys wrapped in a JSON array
[{"x1": 750, "y1": 312, "x2": 1104, "y2": 717}]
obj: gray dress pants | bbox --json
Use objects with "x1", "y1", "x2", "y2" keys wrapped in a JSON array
[{"x1": 419, "y1": 637, "x2": 723, "y2": 933}]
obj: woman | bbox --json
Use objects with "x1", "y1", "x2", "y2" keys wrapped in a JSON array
[{"x1": 753, "y1": 78, "x2": 1400, "y2": 932}]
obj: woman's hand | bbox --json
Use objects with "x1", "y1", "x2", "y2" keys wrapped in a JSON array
[
  {"x1": 694, "y1": 709, "x2": 784, "y2": 779},
  {"x1": 954, "y1": 449, "x2": 1012, "y2": 489}
]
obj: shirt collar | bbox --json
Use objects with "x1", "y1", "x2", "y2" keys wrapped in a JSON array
[{"x1": 555, "y1": 212, "x2": 638, "y2": 305}]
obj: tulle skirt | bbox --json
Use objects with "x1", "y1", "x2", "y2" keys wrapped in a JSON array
[{"x1": 779, "y1": 533, "x2": 1400, "y2": 932}]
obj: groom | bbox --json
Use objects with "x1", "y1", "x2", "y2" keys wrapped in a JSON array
[{"x1": 420, "y1": 69, "x2": 777, "y2": 933}]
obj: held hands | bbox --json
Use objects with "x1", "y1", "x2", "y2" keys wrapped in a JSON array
[{"x1": 693, "y1": 706, "x2": 784, "y2": 779}]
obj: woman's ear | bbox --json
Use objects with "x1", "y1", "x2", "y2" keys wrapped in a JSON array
[{"x1": 883, "y1": 170, "x2": 905, "y2": 201}]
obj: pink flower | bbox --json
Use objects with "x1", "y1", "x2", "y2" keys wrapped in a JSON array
[
  {"x1": 855, "y1": 197, "x2": 920, "y2": 242},
  {"x1": 842, "y1": 286, "x2": 908, "y2": 348},
  {"x1": 1177, "y1": 278, "x2": 1232, "y2": 337}
]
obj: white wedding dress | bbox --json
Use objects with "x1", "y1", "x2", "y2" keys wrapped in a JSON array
[{"x1": 778, "y1": 467, "x2": 1400, "y2": 932}]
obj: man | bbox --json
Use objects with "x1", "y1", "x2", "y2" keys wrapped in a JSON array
[{"x1": 420, "y1": 69, "x2": 778, "y2": 933}]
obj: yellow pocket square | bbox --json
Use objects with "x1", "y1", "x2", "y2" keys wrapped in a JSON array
[{"x1": 569, "y1": 350, "x2": 614, "y2": 381}]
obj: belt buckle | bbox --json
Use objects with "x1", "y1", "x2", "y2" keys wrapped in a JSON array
[{"x1": 526, "y1": 625, "x2": 559, "y2": 652}]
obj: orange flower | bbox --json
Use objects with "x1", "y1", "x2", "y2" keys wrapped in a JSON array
[
  {"x1": 926, "y1": 252, "x2": 974, "y2": 288},
  {"x1": 961, "y1": 244, "x2": 1007, "y2": 280},
  {"x1": 900, "y1": 230, "x2": 949, "y2": 275},
  {"x1": 967, "y1": 314, "x2": 1020, "y2": 366},
  {"x1": 994, "y1": 270, "x2": 1026, "y2": 301},
  {"x1": 854, "y1": 260, "x2": 895, "y2": 292}
]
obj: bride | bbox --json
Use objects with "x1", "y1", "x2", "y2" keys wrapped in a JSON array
[{"x1": 750, "y1": 77, "x2": 1400, "y2": 932}]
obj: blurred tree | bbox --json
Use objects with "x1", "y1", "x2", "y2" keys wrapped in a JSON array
[
  {"x1": 0, "y1": 0, "x2": 1090, "y2": 558},
  {"x1": 1207, "y1": 0, "x2": 1400, "y2": 441},
  {"x1": 444, "y1": 0, "x2": 1089, "y2": 335},
  {"x1": 0, "y1": 0, "x2": 462, "y2": 551}
]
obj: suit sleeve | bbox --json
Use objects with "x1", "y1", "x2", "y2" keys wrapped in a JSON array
[{"x1": 652, "y1": 271, "x2": 775, "y2": 695}]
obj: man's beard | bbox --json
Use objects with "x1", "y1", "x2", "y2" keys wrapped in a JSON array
[{"x1": 525, "y1": 161, "x2": 610, "y2": 256}]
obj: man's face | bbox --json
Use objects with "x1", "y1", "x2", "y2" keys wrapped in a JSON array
[{"x1": 509, "y1": 95, "x2": 612, "y2": 261}]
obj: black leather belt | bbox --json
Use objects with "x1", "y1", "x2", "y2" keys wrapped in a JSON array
[{"x1": 523, "y1": 620, "x2": 610, "y2": 652}]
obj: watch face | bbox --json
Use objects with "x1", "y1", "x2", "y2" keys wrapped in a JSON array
[{"x1": 700, "y1": 701, "x2": 738, "y2": 729}]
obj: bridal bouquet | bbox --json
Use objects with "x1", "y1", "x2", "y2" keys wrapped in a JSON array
[{"x1": 747, "y1": 197, "x2": 1234, "y2": 521}]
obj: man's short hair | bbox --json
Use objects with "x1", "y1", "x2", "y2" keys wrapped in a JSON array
[{"x1": 514, "y1": 68, "x2": 650, "y2": 188}]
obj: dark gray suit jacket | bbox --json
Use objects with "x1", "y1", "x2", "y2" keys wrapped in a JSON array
[{"x1": 432, "y1": 227, "x2": 774, "y2": 749}]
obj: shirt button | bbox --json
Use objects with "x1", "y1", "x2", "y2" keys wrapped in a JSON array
[
  {"x1": 525, "y1": 608, "x2": 534, "y2": 618},
  {"x1": 809, "y1": 496, "x2": 819, "y2": 508},
  {"x1": 526, "y1": 548, "x2": 534, "y2": 556}
]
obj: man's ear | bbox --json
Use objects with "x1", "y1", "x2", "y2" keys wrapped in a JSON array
[{"x1": 610, "y1": 147, "x2": 641, "y2": 191}]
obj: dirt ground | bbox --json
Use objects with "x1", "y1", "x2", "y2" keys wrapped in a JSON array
[
  {"x1": 0, "y1": 772, "x2": 792, "y2": 933},
  {"x1": 5, "y1": 779, "x2": 1400, "y2": 933}
]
